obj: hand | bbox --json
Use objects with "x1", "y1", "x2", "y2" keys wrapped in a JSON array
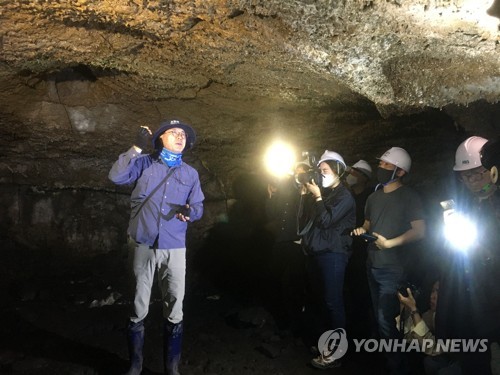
[
  {"x1": 268, "y1": 183, "x2": 278, "y2": 199},
  {"x1": 135, "y1": 126, "x2": 152, "y2": 151},
  {"x1": 372, "y1": 232, "x2": 390, "y2": 249},
  {"x1": 176, "y1": 213, "x2": 190, "y2": 222},
  {"x1": 351, "y1": 227, "x2": 367, "y2": 236},
  {"x1": 397, "y1": 288, "x2": 417, "y2": 312},
  {"x1": 175, "y1": 204, "x2": 190, "y2": 222},
  {"x1": 305, "y1": 179, "x2": 321, "y2": 199}
]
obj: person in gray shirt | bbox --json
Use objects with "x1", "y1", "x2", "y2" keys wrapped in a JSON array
[{"x1": 352, "y1": 147, "x2": 426, "y2": 375}]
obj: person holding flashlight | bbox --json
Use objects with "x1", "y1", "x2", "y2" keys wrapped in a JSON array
[
  {"x1": 351, "y1": 147, "x2": 426, "y2": 375},
  {"x1": 297, "y1": 150, "x2": 356, "y2": 369},
  {"x1": 264, "y1": 161, "x2": 310, "y2": 335},
  {"x1": 436, "y1": 136, "x2": 500, "y2": 375}
]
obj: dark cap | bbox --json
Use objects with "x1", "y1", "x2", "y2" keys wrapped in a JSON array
[{"x1": 152, "y1": 119, "x2": 196, "y2": 151}]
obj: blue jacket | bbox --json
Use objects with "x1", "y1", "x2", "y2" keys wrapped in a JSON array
[{"x1": 109, "y1": 147, "x2": 204, "y2": 249}]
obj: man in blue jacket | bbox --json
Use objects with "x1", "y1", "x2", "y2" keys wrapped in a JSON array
[{"x1": 109, "y1": 119, "x2": 204, "y2": 375}]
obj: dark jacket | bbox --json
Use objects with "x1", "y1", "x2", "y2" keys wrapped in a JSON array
[
  {"x1": 265, "y1": 177, "x2": 301, "y2": 243},
  {"x1": 299, "y1": 183, "x2": 356, "y2": 255},
  {"x1": 436, "y1": 189, "x2": 500, "y2": 340}
]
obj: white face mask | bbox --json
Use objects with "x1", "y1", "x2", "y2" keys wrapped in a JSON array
[
  {"x1": 322, "y1": 174, "x2": 338, "y2": 188},
  {"x1": 346, "y1": 174, "x2": 358, "y2": 187}
]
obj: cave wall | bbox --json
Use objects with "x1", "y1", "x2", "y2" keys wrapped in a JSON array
[
  {"x1": 0, "y1": 0, "x2": 499, "y2": 277},
  {"x1": 1, "y1": 67, "x2": 498, "y2": 268},
  {"x1": 0, "y1": 91, "x2": 479, "y2": 263}
]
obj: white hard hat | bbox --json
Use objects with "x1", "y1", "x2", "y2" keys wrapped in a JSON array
[
  {"x1": 351, "y1": 160, "x2": 372, "y2": 179},
  {"x1": 318, "y1": 150, "x2": 346, "y2": 169},
  {"x1": 453, "y1": 136, "x2": 488, "y2": 171},
  {"x1": 378, "y1": 147, "x2": 412, "y2": 173}
]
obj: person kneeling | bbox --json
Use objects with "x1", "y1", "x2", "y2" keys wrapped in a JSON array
[{"x1": 396, "y1": 281, "x2": 461, "y2": 375}]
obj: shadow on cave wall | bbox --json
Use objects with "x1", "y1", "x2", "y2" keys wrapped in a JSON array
[{"x1": 194, "y1": 172, "x2": 275, "y2": 304}]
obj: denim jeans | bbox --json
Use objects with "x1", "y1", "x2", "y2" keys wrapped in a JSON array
[
  {"x1": 307, "y1": 252, "x2": 349, "y2": 332},
  {"x1": 367, "y1": 265, "x2": 407, "y2": 374}
]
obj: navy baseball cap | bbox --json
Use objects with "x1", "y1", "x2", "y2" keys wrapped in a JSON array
[{"x1": 152, "y1": 119, "x2": 196, "y2": 150}]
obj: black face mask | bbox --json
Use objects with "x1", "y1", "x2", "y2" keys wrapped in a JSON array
[{"x1": 376, "y1": 167, "x2": 397, "y2": 185}]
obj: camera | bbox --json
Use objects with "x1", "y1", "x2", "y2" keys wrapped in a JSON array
[
  {"x1": 397, "y1": 282, "x2": 420, "y2": 298},
  {"x1": 296, "y1": 170, "x2": 322, "y2": 185},
  {"x1": 302, "y1": 151, "x2": 317, "y2": 167},
  {"x1": 295, "y1": 151, "x2": 322, "y2": 185}
]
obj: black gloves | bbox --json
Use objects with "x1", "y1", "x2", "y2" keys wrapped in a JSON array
[
  {"x1": 135, "y1": 126, "x2": 152, "y2": 151},
  {"x1": 176, "y1": 205, "x2": 191, "y2": 217}
]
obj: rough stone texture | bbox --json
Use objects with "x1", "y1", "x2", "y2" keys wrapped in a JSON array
[
  {"x1": 1, "y1": 1, "x2": 499, "y2": 114},
  {"x1": 2, "y1": 3, "x2": 500, "y2": 373},
  {"x1": 0, "y1": 0, "x2": 499, "y2": 257}
]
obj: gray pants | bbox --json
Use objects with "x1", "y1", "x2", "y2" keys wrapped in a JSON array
[{"x1": 129, "y1": 239, "x2": 186, "y2": 324}]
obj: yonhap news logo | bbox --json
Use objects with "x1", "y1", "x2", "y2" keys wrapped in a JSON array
[
  {"x1": 319, "y1": 329, "x2": 489, "y2": 356},
  {"x1": 318, "y1": 328, "x2": 349, "y2": 360},
  {"x1": 353, "y1": 338, "x2": 489, "y2": 353}
]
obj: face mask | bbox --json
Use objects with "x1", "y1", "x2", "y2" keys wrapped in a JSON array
[
  {"x1": 376, "y1": 167, "x2": 397, "y2": 185},
  {"x1": 346, "y1": 174, "x2": 358, "y2": 187},
  {"x1": 322, "y1": 174, "x2": 338, "y2": 188}
]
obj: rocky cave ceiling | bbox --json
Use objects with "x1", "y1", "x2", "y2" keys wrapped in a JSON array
[
  {"x1": 3, "y1": 4, "x2": 500, "y2": 372},
  {"x1": 0, "y1": 0, "x2": 500, "y2": 193}
]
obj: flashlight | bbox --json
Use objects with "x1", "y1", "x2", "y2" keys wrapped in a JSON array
[
  {"x1": 264, "y1": 141, "x2": 296, "y2": 178},
  {"x1": 440, "y1": 199, "x2": 478, "y2": 253}
]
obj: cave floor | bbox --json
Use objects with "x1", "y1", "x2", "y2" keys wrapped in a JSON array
[{"x1": 0, "y1": 250, "x2": 392, "y2": 375}]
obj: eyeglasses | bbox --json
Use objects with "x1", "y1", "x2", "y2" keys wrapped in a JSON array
[
  {"x1": 165, "y1": 130, "x2": 186, "y2": 139},
  {"x1": 460, "y1": 169, "x2": 489, "y2": 182}
]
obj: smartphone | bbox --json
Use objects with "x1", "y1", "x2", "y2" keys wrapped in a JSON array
[{"x1": 360, "y1": 233, "x2": 378, "y2": 242}]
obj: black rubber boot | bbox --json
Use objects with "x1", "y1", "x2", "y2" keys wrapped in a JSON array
[
  {"x1": 124, "y1": 320, "x2": 144, "y2": 375},
  {"x1": 163, "y1": 320, "x2": 183, "y2": 375}
]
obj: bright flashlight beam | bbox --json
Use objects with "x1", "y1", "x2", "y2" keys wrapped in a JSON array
[
  {"x1": 443, "y1": 211, "x2": 478, "y2": 253},
  {"x1": 264, "y1": 141, "x2": 296, "y2": 178}
]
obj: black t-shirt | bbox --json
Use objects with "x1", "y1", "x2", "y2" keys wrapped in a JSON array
[{"x1": 365, "y1": 185, "x2": 425, "y2": 268}]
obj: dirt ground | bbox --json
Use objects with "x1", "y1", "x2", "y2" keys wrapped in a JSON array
[{"x1": 0, "y1": 249, "x2": 392, "y2": 375}]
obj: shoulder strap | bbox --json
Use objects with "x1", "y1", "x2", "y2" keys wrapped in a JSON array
[
  {"x1": 131, "y1": 167, "x2": 176, "y2": 219},
  {"x1": 296, "y1": 194, "x2": 314, "y2": 236}
]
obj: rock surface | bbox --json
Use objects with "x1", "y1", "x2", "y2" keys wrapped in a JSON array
[
  {"x1": 1, "y1": 3, "x2": 500, "y2": 373},
  {"x1": 1, "y1": 1, "x2": 499, "y2": 115},
  {"x1": 0, "y1": 1, "x2": 499, "y2": 262}
]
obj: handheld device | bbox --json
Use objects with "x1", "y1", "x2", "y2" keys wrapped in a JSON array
[
  {"x1": 359, "y1": 232, "x2": 378, "y2": 242},
  {"x1": 176, "y1": 205, "x2": 191, "y2": 216}
]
